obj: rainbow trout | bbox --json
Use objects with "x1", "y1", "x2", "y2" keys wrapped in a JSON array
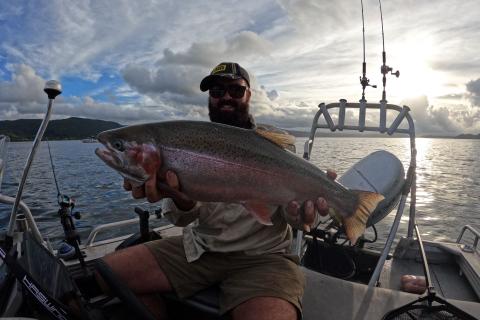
[{"x1": 95, "y1": 121, "x2": 384, "y2": 244}]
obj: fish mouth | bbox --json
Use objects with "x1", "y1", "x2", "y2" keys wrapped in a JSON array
[
  {"x1": 95, "y1": 143, "x2": 146, "y2": 184},
  {"x1": 95, "y1": 142, "x2": 122, "y2": 167}
]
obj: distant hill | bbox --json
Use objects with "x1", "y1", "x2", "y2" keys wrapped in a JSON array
[
  {"x1": 287, "y1": 130, "x2": 411, "y2": 138},
  {"x1": 455, "y1": 133, "x2": 480, "y2": 139},
  {"x1": 288, "y1": 130, "x2": 480, "y2": 139},
  {"x1": 0, "y1": 117, "x2": 123, "y2": 141}
]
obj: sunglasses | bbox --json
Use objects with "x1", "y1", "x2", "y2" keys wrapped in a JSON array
[{"x1": 209, "y1": 84, "x2": 247, "y2": 99}]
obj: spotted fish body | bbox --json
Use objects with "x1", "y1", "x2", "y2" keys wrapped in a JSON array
[{"x1": 95, "y1": 121, "x2": 384, "y2": 243}]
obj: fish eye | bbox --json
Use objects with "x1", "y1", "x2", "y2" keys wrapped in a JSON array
[{"x1": 112, "y1": 140, "x2": 125, "y2": 152}]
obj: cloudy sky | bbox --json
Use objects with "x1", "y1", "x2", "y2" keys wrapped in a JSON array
[{"x1": 1, "y1": 0, "x2": 479, "y2": 135}]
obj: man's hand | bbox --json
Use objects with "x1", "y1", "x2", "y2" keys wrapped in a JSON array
[
  {"x1": 123, "y1": 170, "x2": 196, "y2": 211},
  {"x1": 286, "y1": 169, "x2": 337, "y2": 232}
]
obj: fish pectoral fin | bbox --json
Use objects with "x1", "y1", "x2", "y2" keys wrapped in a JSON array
[
  {"x1": 255, "y1": 125, "x2": 296, "y2": 152},
  {"x1": 343, "y1": 191, "x2": 385, "y2": 245},
  {"x1": 242, "y1": 202, "x2": 274, "y2": 226}
]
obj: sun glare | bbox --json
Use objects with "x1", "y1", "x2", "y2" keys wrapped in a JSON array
[{"x1": 389, "y1": 38, "x2": 447, "y2": 101}]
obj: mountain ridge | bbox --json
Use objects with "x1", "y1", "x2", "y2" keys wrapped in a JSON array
[
  {"x1": 0, "y1": 117, "x2": 123, "y2": 141},
  {"x1": 1, "y1": 118, "x2": 479, "y2": 141}
]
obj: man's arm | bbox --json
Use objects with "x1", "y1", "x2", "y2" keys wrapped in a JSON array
[{"x1": 160, "y1": 198, "x2": 201, "y2": 227}]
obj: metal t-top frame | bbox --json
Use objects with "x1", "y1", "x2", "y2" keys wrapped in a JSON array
[{"x1": 298, "y1": 98, "x2": 417, "y2": 288}]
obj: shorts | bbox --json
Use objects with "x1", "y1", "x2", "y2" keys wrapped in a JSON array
[{"x1": 144, "y1": 236, "x2": 305, "y2": 315}]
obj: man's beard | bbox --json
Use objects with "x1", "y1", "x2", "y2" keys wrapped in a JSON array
[{"x1": 208, "y1": 99, "x2": 252, "y2": 129}]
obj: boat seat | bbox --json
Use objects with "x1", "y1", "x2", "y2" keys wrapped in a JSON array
[
  {"x1": 338, "y1": 150, "x2": 405, "y2": 226},
  {"x1": 164, "y1": 286, "x2": 223, "y2": 318}
]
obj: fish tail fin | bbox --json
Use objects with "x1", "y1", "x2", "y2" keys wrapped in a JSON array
[{"x1": 343, "y1": 191, "x2": 384, "y2": 244}]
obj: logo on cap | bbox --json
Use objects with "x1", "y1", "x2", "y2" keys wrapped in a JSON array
[{"x1": 211, "y1": 64, "x2": 227, "y2": 75}]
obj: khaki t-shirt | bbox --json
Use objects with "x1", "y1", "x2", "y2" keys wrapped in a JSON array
[{"x1": 161, "y1": 199, "x2": 301, "y2": 262}]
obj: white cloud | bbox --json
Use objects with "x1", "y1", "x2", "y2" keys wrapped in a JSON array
[
  {"x1": 122, "y1": 31, "x2": 273, "y2": 110},
  {"x1": 466, "y1": 78, "x2": 480, "y2": 106},
  {"x1": 1, "y1": 0, "x2": 479, "y2": 135},
  {"x1": 0, "y1": 64, "x2": 47, "y2": 103}
]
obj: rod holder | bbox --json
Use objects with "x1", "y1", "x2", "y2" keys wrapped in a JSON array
[
  {"x1": 380, "y1": 99, "x2": 387, "y2": 133},
  {"x1": 320, "y1": 104, "x2": 335, "y2": 131},
  {"x1": 303, "y1": 139, "x2": 313, "y2": 160},
  {"x1": 338, "y1": 99, "x2": 346, "y2": 131},
  {"x1": 388, "y1": 106, "x2": 410, "y2": 135},
  {"x1": 358, "y1": 98, "x2": 366, "y2": 132}
]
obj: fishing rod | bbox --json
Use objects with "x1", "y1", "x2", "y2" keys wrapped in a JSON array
[
  {"x1": 46, "y1": 139, "x2": 61, "y2": 197},
  {"x1": 359, "y1": 0, "x2": 376, "y2": 100},
  {"x1": 45, "y1": 139, "x2": 86, "y2": 269},
  {"x1": 378, "y1": 0, "x2": 400, "y2": 102},
  {"x1": 359, "y1": 0, "x2": 400, "y2": 102}
]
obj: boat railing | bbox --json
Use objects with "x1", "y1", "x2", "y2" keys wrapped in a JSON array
[
  {"x1": 298, "y1": 98, "x2": 417, "y2": 288},
  {"x1": 85, "y1": 219, "x2": 177, "y2": 248},
  {"x1": 85, "y1": 218, "x2": 141, "y2": 246},
  {"x1": 0, "y1": 135, "x2": 47, "y2": 249},
  {"x1": 0, "y1": 135, "x2": 9, "y2": 191},
  {"x1": 0, "y1": 195, "x2": 49, "y2": 251},
  {"x1": 457, "y1": 225, "x2": 480, "y2": 252}
]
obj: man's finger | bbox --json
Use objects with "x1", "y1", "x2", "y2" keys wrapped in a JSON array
[
  {"x1": 326, "y1": 169, "x2": 337, "y2": 180},
  {"x1": 166, "y1": 170, "x2": 180, "y2": 190},
  {"x1": 286, "y1": 201, "x2": 300, "y2": 217},
  {"x1": 145, "y1": 172, "x2": 161, "y2": 203},
  {"x1": 302, "y1": 200, "x2": 315, "y2": 225},
  {"x1": 131, "y1": 185, "x2": 145, "y2": 199},
  {"x1": 123, "y1": 179, "x2": 132, "y2": 191},
  {"x1": 316, "y1": 197, "x2": 329, "y2": 216}
]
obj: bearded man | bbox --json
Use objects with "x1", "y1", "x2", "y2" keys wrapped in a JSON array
[{"x1": 100, "y1": 62, "x2": 332, "y2": 320}]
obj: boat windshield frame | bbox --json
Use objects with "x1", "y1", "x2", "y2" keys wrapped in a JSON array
[{"x1": 299, "y1": 98, "x2": 417, "y2": 288}]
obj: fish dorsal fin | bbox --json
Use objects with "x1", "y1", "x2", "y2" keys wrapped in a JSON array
[{"x1": 255, "y1": 124, "x2": 296, "y2": 153}]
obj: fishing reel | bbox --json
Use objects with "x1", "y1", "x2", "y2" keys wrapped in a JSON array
[
  {"x1": 57, "y1": 194, "x2": 81, "y2": 219},
  {"x1": 359, "y1": 75, "x2": 377, "y2": 90},
  {"x1": 56, "y1": 193, "x2": 86, "y2": 268},
  {"x1": 58, "y1": 193, "x2": 74, "y2": 208},
  {"x1": 381, "y1": 64, "x2": 400, "y2": 78}
]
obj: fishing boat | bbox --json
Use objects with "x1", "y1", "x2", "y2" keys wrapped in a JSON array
[
  {"x1": 1, "y1": 79, "x2": 480, "y2": 320},
  {"x1": 1, "y1": 1, "x2": 479, "y2": 317},
  {"x1": 81, "y1": 138, "x2": 98, "y2": 143}
]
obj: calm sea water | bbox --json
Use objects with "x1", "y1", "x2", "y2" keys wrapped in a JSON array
[{"x1": 0, "y1": 138, "x2": 479, "y2": 249}]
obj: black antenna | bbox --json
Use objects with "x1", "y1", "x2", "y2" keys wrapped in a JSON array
[
  {"x1": 359, "y1": 0, "x2": 376, "y2": 100},
  {"x1": 379, "y1": 0, "x2": 400, "y2": 102}
]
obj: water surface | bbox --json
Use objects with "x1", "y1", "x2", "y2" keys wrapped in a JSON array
[{"x1": 0, "y1": 138, "x2": 479, "y2": 249}]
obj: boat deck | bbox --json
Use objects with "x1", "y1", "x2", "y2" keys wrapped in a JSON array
[{"x1": 379, "y1": 237, "x2": 480, "y2": 303}]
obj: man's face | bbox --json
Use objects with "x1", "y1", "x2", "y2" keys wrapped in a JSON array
[{"x1": 208, "y1": 78, "x2": 252, "y2": 128}]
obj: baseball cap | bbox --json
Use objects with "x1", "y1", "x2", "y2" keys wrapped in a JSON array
[{"x1": 200, "y1": 62, "x2": 250, "y2": 91}]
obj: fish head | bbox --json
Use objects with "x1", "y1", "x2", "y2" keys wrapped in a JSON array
[{"x1": 95, "y1": 127, "x2": 161, "y2": 186}]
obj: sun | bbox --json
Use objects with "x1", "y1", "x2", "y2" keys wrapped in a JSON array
[{"x1": 387, "y1": 37, "x2": 447, "y2": 101}]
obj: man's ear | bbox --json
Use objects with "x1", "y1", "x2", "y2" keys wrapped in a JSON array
[{"x1": 246, "y1": 87, "x2": 252, "y2": 101}]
